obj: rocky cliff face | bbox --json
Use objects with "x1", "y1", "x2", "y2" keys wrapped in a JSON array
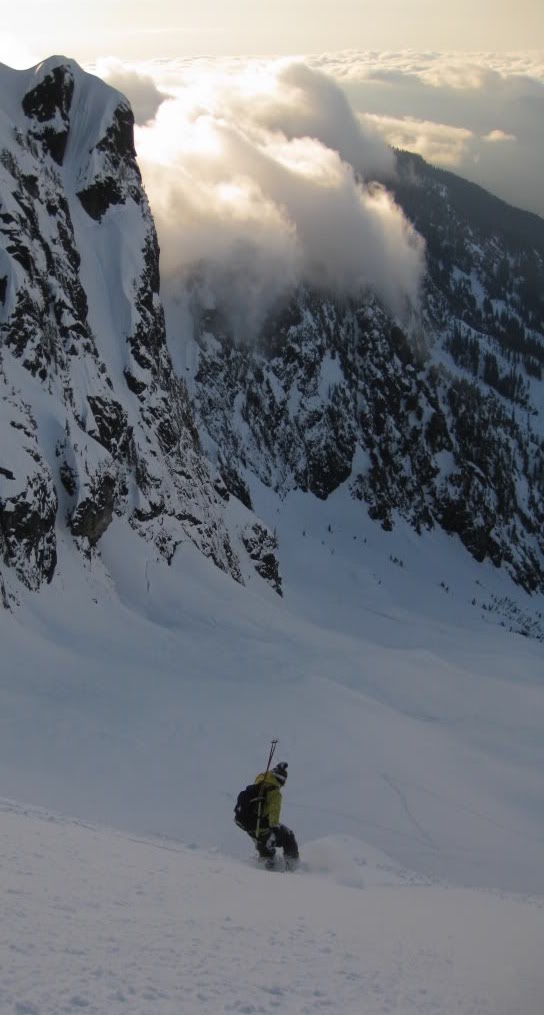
[
  {"x1": 0, "y1": 58, "x2": 281, "y2": 605},
  {"x1": 182, "y1": 154, "x2": 544, "y2": 593}
]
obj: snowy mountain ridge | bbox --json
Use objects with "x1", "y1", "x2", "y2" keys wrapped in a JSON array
[{"x1": 0, "y1": 56, "x2": 281, "y2": 608}]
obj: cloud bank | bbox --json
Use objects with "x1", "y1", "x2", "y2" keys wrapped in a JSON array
[
  {"x1": 101, "y1": 60, "x2": 424, "y2": 340},
  {"x1": 312, "y1": 51, "x2": 544, "y2": 218}
]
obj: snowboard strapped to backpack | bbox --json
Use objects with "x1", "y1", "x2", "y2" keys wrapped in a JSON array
[{"x1": 234, "y1": 782, "x2": 271, "y2": 834}]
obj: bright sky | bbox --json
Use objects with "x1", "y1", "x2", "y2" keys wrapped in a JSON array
[{"x1": 3, "y1": 0, "x2": 544, "y2": 65}]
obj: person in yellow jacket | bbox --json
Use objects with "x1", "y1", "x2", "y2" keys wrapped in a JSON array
[{"x1": 251, "y1": 761, "x2": 299, "y2": 867}]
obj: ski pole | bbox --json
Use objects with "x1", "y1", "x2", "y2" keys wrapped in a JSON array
[
  {"x1": 265, "y1": 738, "x2": 278, "y2": 774},
  {"x1": 255, "y1": 738, "x2": 278, "y2": 841}
]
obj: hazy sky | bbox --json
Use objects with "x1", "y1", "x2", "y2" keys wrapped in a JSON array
[{"x1": 3, "y1": 1, "x2": 544, "y2": 64}]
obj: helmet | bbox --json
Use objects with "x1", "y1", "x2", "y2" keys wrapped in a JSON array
[{"x1": 273, "y1": 761, "x2": 288, "y2": 785}]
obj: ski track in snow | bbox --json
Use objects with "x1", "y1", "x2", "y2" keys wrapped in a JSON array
[{"x1": 2, "y1": 798, "x2": 544, "y2": 1015}]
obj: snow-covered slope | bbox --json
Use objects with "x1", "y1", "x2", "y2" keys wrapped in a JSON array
[
  {"x1": 2, "y1": 797, "x2": 544, "y2": 1015},
  {"x1": 1, "y1": 492, "x2": 543, "y2": 895}
]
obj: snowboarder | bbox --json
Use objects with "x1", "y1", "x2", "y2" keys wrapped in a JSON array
[{"x1": 235, "y1": 761, "x2": 300, "y2": 868}]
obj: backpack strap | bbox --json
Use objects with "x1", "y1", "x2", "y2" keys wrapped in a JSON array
[{"x1": 255, "y1": 780, "x2": 272, "y2": 840}]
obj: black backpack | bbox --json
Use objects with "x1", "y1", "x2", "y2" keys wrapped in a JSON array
[{"x1": 234, "y1": 782, "x2": 269, "y2": 832}]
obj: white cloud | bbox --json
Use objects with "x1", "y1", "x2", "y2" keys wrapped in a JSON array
[
  {"x1": 248, "y1": 62, "x2": 396, "y2": 180},
  {"x1": 482, "y1": 129, "x2": 516, "y2": 143},
  {"x1": 361, "y1": 113, "x2": 474, "y2": 169},
  {"x1": 311, "y1": 50, "x2": 544, "y2": 86},
  {"x1": 130, "y1": 60, "x2": 424, "y2": 338},
  {"x1": 96, "y1": 59, "x2": 168, "y2": 124},
  {"x1": 92, "y1": 49, "x2": 544, "y2": 343}
]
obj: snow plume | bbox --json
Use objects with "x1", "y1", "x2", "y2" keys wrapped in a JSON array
[{"x1": 133, "y1": 61, "x2": 424, "y2": 341}]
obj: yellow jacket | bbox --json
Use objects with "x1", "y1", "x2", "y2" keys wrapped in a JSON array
[{"x1": 254, "y1": 770, "x2": 283, "y2": 830}]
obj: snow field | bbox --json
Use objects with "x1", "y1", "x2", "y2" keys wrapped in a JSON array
[
  {"x1": 2, "y1": 799, "x2": 544, "y2": 1015},
  {"x1": 1, "y1": 504, "x2": 543, "y2": 894}
]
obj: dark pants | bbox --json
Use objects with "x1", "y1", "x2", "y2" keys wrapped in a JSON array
[{"x1": 255, "y1": 824, "x2": 299, "y2": 860}]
